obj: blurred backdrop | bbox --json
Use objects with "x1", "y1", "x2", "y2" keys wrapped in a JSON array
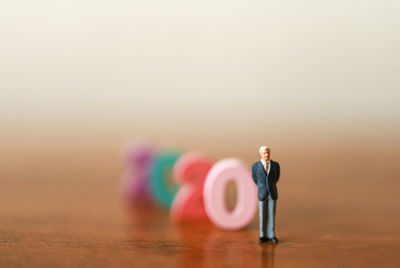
[
  {"x1": 1, "y1": 1, "x2": 400, "y2": 267},
  {"x1": 2, "y1": 0, "x2": 399, "y2": 149}
]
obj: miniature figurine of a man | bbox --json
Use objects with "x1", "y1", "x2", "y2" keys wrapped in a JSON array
[{"x1": 252, "y1": 146, "x2": 280, "y2": 243}]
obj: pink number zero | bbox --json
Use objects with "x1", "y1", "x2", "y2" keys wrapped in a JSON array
[{"x1": 203, "y1": 158, "x2": 258, "y2": 230}]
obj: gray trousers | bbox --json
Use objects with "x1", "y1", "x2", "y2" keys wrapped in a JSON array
[{"x1": 259, "y1": 194, "x2": 276, "y2": 238}]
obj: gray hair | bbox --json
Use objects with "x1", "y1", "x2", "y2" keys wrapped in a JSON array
[{"x1": 259, "y1": 145, "x2": 270, "y2": 154}]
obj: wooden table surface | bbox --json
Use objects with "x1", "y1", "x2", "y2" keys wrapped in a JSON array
[{"x1": 1, "y1": 143, "x2": 400, "y2": 267}]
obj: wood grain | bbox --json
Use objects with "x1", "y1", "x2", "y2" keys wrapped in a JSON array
[{"x1": 1, "y1": 143, "x2": 400, "y2": 267}]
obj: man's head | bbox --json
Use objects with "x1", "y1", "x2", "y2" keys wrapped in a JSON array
[{"x1": 259, "y1": 145, "x2": 271, "y2": 162}]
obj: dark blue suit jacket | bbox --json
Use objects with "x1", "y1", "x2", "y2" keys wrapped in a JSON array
[{"x1": 251, "y1": 160, "x2": 280, "y2": 201}]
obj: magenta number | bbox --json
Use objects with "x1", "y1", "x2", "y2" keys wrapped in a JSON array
[
  {"x1": 203, "y1": 158, "x2": 258, "y2": 230},
  {"x1": 120, "y1": 140, "x2": 155, "y2": 202}
]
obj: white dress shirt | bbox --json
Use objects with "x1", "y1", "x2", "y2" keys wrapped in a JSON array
[{"x1": 260, "y1": 159, "x2": 271, "y2": 175}]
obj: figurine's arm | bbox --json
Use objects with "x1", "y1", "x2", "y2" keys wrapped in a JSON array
[
  {"x1": 251, "y1": 165, "x2": 257, "y2": 185},
  {"x1": 276, "y1": 163, "x2": 280, "y2": 183}
]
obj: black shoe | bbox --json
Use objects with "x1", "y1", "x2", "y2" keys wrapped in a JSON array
[
  {"x1": 269, "y1": 237, "x2": 279, "y2": 243},
  {"x1": 259, "y1": 237, "x2": 268, "y2": 243}
]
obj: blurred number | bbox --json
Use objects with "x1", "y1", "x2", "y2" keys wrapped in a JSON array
[
  {"x1": 203, "y1": 158, "x2": 258, "y2": 230},
  {"x1": 120, "y1": 140, "x2": 155, "y2": 203},
  {"x1": 170, "y1": 152, "x2": 213, "y2": 221},
  {"x1": 150, "y1": 151, "x2": 181, "y2": 208}
]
